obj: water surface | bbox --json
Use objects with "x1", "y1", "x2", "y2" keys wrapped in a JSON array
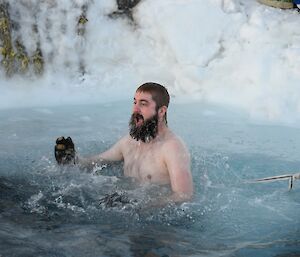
[{"x1": 1, "y1": 102, "x2": 300, "y2": 257}]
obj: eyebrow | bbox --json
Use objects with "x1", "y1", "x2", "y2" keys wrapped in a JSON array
[{"x1": 134, "y1": 98, "x2": 150, "y2": 104}]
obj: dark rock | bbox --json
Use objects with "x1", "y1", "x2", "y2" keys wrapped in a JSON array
[
  {"x1": 109, "y1": 0, "x2": 141, "y2": 22},
  {"x1": 117, "y1": 0, "x2": 141, "y2": 11}
]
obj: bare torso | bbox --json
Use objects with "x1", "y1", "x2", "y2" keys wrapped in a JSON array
[
  {"x1": 93, "y1": 126, "x2": 193, "y2": 200},
  {"x1": 121, "y1": 130, "x2": 174, "y2": 184}
]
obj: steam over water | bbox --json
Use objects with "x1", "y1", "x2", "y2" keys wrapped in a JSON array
[{"x1": 1, "y1": 0, "x2": 300, "y2": 256}]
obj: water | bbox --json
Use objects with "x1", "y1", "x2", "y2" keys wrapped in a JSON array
[
  {"x1": 0, "y1": 102, "x2": 300, "y2": 257},
  {"x1": 1, "y1": 1, "x2": 300, "y2": 255}
]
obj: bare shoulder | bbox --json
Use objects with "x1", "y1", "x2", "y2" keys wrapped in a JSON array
[
  {"x1": 98, "y1": 134, "x2": 130, "y2": 162},
  {"x1": 118, "y1": 134, "x2": 132, "y2": 147},
  {"x1": 117, "y1": 134, "x2": 135, "y2": 152},
  {"x1": 161, "y1": 131, "x2": 190, "y2": 161},
  {"x1": 162, "y1": 131, "x2": 189, "y2": 152}
]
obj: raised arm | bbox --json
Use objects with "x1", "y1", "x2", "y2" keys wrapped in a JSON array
[
  {"x1": 77, "y1": 137, "x2": 125, "y2": 170},
  {"x1": 55, "y1": 136, "x2": 125, "y2": 170}
]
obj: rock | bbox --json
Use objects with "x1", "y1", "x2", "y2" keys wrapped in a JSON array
[
  {"x1": 109, "y1": 0, "x2": 141, "y2": 21},
  {"x1": 257, "y1": 0, "x2": 294, "y2": 9},
  {"x1": 117, "y1": 0, "x2": 141, "y2": 11}
]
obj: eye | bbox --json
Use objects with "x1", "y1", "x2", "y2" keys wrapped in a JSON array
[{"x1": 140, "y1": 101, "x2": 149, "y2": 107}]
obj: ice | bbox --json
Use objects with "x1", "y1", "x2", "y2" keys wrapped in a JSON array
[{"x1": 0, "y1": 0, "x2": 299, "y2": 124}]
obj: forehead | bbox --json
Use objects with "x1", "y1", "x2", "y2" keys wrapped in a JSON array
[{"x1": 134, "y1": 91, "x2": 154, "y2": 102}]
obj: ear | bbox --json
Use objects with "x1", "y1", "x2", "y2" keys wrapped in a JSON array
[{"x1": 158, "y1": 106, "x2": 167, "y2": 120}]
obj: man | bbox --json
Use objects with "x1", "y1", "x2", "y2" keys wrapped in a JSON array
[{"x1": 55, "y1": 82, "x2": 193, "y2": 203}]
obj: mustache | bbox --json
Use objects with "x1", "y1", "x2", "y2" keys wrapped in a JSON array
[
  {"x1": 132, "y1": 113, "x2": 144, "y2": 122},
  {"x1": 129, "y1": 113, "x2": 158, "y2": 143}
]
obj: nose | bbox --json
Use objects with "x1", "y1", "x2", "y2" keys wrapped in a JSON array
[{"x1": 133, "y1": 103, "x2": 140, "y2": 113}]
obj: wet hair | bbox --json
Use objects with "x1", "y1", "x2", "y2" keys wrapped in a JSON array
[{"x1": 136, "y1": 82, "x2": 170, "y2": 124}]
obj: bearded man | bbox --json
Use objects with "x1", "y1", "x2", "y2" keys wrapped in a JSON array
[{"x1": 55, "y1": 82, "x2": 193, "y2": 203}]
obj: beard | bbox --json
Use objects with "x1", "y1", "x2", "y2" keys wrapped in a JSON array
[{"x1": 129, "y1": 112, "x2": 158, "y2": 143}]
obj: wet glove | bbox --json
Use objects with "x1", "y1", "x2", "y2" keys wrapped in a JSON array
[{"x1": 54, "y1": 136, "x2": 76, "y2": 165}]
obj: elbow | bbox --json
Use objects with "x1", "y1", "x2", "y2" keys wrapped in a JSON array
[
  {"x1": 179, "y1": 182, "x2": 194, "y2": 202},
  {"x1": 173, "y1": 189, "x2": 193, "y2": 203},
  {"x1": 183, "y1": 190, "x2": 193, "y2": 201}
]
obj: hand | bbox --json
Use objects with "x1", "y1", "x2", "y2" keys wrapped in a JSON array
[{"x1": 54, "y1": 136, "x2": 76, "y2": 165}]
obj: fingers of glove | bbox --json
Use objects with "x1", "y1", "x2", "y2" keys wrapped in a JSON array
[
  {"x1": 65, "y1": 137, "x2": 74, "y2": 148},
  {"x1": 55, "y1": 136, "x2": 76, "y2": 164},
  {"x1": 56, "y1": 136, "x2": 66, "y2": 144},
  {"x1": 55, "y1": 136, "x2": 75, "y2": 150}
]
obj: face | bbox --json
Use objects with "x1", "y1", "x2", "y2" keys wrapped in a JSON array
[
  {"x1": 132, "y1": 91, "x2": 157, "y2": 121},
  {"x1": 129, "y1": 91, "x2": 159, "y2": 143}
]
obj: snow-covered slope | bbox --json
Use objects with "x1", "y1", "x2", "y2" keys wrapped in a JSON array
[{"x1": 1, "y1": 0, "x2": 299, "y2": 123}]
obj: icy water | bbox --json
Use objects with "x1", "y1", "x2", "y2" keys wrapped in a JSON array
[{"x1": 0, "y1": 102, "x2": 300, "y2": 257}]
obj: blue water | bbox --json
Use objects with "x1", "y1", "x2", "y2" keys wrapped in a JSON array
[{"x1": 0, "y1": 102, "x2": 300, "y2": 257}]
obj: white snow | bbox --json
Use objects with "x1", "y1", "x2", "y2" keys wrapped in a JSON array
[{"x1": 0, "y1": 0, "x2": 299, "y2": 124}]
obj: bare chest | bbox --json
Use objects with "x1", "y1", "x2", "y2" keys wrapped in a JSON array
[{"x1": 122, "y1": 142, "x2": 169, "y2": 184}]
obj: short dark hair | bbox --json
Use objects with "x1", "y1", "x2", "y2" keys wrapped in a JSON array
[{"x1": 136, "y1": 82, "x2": 170, "y2": 124}]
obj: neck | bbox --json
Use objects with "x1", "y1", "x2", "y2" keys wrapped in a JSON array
[{"x1": 157, "y1": 121, "x2": 168, "y2": 136}]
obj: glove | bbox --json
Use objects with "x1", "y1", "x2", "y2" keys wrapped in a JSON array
[{"x1": 54, "y1": 136, "x2": 76, "y2": 165}]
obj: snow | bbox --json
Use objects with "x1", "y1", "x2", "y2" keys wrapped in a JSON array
[{"x1": 0, "y1": 0, "x2": 299, "y2": 124}]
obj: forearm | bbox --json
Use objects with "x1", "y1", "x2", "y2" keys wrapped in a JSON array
[
  {"x1": 144, "y1": 192, "x2": 192, "y2": 209},
  {"x1": 77, "y1": 155, "x2": 108, "y2": 171},
  {"x1": 169, "y1": 192, "x2": 193, "y2": 203}
]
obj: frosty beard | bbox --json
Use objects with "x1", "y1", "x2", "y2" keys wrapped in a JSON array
[{"x1": 129, "y1": 113, "x2": 158, "y2": 143}]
